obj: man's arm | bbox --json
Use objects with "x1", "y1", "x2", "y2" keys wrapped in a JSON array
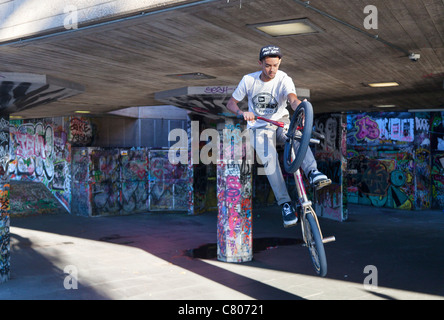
[
  {"x1": 288, "y1": 93, "x2": 302, "y2": 111},
  {"x1": 226, "y1": 97, "x2": 243, "y2": 116},
  {"x1": 227, "y1": 97, "x2": 255, "y2": 122}
]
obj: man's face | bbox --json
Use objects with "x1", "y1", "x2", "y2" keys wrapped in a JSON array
[{"x1": 259, "y1": 56, "x2": 281, "y2": 81}]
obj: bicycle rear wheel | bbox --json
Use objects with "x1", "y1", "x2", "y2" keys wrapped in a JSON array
[
  {"x1": 303, "y1": 212, "x2": 327, "y2": 277},
  {"x1": 283, "y1": 100, "x2": 314, "y2": 173}
]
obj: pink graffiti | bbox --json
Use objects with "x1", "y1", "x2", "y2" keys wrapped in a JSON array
[
  {"x1": 15, "y1": 130, "x2": 52, "y2": 159},
  {"x1": 355, "y1": 116, "x2": 380, "y2": 140},
  {"x1": 226, "y1": 175, "x2": 241, "y2": 237}
]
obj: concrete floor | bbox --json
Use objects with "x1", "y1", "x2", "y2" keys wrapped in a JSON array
[{"x1": 1, "y1": 203, "x2": 444, "y2": 300}]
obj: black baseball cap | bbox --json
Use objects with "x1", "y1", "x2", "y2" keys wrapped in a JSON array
[{"x1": 259, "y1": 45, "x2": 283, "y2": 60}]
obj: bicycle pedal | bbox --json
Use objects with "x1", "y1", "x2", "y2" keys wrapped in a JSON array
[
  {"x1": 322, "y1": 236, "x2": 336, "y2": 244},
  {"x1": 283, "y1": 221, "x2": 298, "y2": 228},
  {"x1": 314, "y1": 179, "x2": 332, "y2": 190}
]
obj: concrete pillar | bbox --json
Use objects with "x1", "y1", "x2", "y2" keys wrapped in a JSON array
[
  {"x1": 0, "y1": 115, "x2": 10, "y2": 283},
  {"x1": 313, "y1": 113, "x2": 348, "y2": 221},
  {"x1": 216, "y1": 120, "x2": 253, "y2": 263}
]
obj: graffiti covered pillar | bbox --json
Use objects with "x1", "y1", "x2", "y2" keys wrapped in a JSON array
[
  {"x1": 430, "y1": 111, "x2": 444, "y2": 209},
  {"x1": 0, "y1": 115, "x2": 10, "y2": 283},
  {"x1": 216, "y1": 120, "x2": 253, "y2": 263},
  {"x1": 314, "y1": 113, "x2": 348, "y2": 221}
]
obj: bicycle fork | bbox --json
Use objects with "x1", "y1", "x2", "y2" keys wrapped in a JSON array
[{"x1": 294, "y1": 169, "x2": 336, "y2": 245}]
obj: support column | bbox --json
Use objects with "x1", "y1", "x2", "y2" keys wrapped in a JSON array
[
  {"x1": 217, "y1": 120, "x2": 253, "y2": 263},
  {"x1": 313, "y1": 113, "x2": 348, "y2": 221},
  {"x1": 0, "y1": 115, "x2": 10, "y2": 283}
]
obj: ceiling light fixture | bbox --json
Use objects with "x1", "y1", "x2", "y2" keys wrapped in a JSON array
[
  {"x1": 367, "y1": 82, "x2": 400, "y2": 88},
  {"x1": 248, "y1": 19, "x2": 322, "y2": 37},
  {"x1": 75, "y1": 110, "x2": 91, "y2": 114}
]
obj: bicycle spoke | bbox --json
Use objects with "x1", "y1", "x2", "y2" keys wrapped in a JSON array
[{"x1": 303, "y1": 212, "x2": 327, "y2": 277}]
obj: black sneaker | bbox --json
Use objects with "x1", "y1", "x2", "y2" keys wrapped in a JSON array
[
  {"x1": 309, "y1": 169, "x2": 332, "y2": 190},
  {"x1": 282, "y1": 202, "x2": 298, "y2": 228}
]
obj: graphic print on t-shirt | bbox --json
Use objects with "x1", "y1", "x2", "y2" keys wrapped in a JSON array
[{"x1": 252, "y1": 93, "x2": 278, "y2": 116}]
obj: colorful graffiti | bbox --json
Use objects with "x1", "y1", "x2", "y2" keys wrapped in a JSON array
[
  {"x1": 9, "y1": 180, "x2": 66, "y2": 216},
  {"x1": 149, "y1": 149, "x2": 188, "y2": 211},
  {"x1": 71, "y1": 147, "x2": 191, "y2": 216},
  {"x1": 432, "y1": 154, "x2": 444, "y2": 208},
  {"x1": 69, "y1": 116, "x2": 94, "y2": 146},
  {"x1": 0, "y1": 213, "x2": 9, "y2": 283},
  {"x1": 313, "y1": 114, "x2": 347, "y2": 221},
  {"x1": 71, "y1": 148, "x2": 91, "y2": 216},
  {"x1": 346, "y1": 112, "x2": 443, "y2": 210},
  {"x1": 354, "y1": 116, "x2": 380, "y2": 141},
  {"x1": 347, "y1": 154, "x2": 414, "y2": 209},
  {"x1": 0, "y1": 115, "x2": 9, "y2": 283},
  {"x1": 347, "y1": 112, "x2": 415, "y2": 145},
  {"x1": 414, "y1": 112, "x2": 432, "y2": 210},
  {"x1": 430, "y1": 112, "x2": 444, "y2": 208},
  {"x1": 9, "y1": 122, "x2": 54, "y2": 181},
  {"x1": 217, "y1": 143, "x2": 253, "y2": 263},
  {"x1": 9, "y1": 118, "x2": 72, "y2": 212},
  {"x1": 5, "y1": 110, "x2": 441, "y2": 226}
]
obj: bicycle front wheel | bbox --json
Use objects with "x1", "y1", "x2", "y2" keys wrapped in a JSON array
[
  {"x1": 283, "y1": 100, "x2": 314, "y2": 173},
  {"x1": 303, "y1": 212, "x2": 328, "y2": 277}
]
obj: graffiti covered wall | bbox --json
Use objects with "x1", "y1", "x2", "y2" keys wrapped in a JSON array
[
  {"x1": 8, "y1": 115, "x2": 192, "y2": 217},
  {"x1": 9, "y1": 117, "x2": 72, "y2": 213},
  {"x1": 149, "y1": 149, "x2": 190, "y2": 211},
  {"x1": 71, "y1": 147, "x2": 192, "y2": 216},
  {"x1": 346, "y1": 112, "x2": 443, "y2": 210}
]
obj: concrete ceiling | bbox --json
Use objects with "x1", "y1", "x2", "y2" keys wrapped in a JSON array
[{"x1": 1, "y1": 0, "x2": 443, "y2": 119}]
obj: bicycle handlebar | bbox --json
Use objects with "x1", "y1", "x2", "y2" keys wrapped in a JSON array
[
  {"x1": 256, "y1": 116, "x2": 285, "y2": 128},
  {"x1": 236, "y1": 114, "x2": 321, "y2": 144},
  {"x1": 235, "y1": 114, "x2": 285, "y2": 127}
]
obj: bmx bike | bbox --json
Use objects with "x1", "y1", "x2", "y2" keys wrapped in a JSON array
[{"x1": 253, "y1": 100, "x2": 335, "y2": 277}]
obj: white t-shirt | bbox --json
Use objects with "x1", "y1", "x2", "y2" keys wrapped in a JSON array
[{"x1": 232, "y1": 70, "x2": 297, "y2": 129}]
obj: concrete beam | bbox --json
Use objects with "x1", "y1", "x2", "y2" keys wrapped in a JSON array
[{"x1": 0, "y1": 72, "x2": 84, "y2": 115}]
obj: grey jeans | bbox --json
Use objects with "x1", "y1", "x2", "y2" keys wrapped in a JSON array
[{"x1": 250, "y1": 120, "x2": 317, "y2": 205}]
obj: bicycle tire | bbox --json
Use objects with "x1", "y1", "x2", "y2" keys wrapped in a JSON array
[
  {"x1": 303, "y1": 212, "x2": 328, "y2": 277},
  {"x1": 283, "y1": 100, "x2": 314, "y2": 173}
]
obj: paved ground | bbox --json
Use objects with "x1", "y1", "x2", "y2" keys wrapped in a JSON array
[{"x1": 1, "y1": 204, "x2": 444, "y2": 300}]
